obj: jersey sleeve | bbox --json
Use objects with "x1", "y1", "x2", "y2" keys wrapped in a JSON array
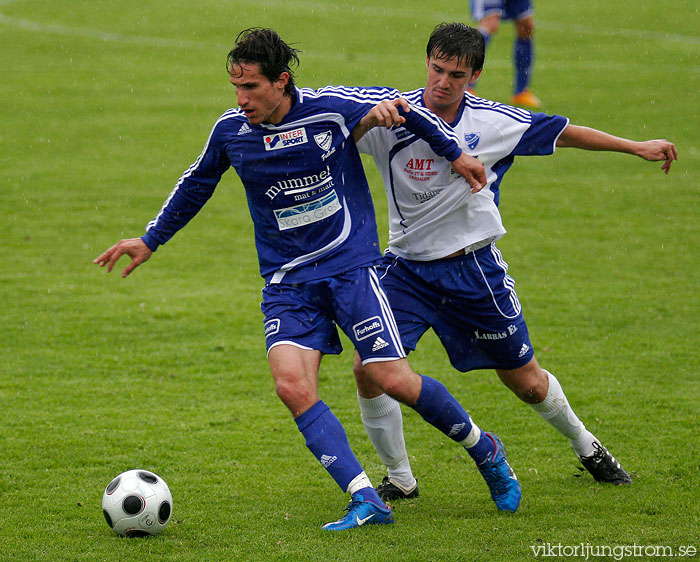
[
  {"x1": 511, "y1": 113, "x2": 569, "y2": 156},
  {"x1": 312, "y1": 85, "x2": 461, "y2": 161},
  {"x1": 397, "y1": 103, "x2": 463, "y2": 161},
  {"x1": 345, "y1": 88, "x2": 461, "y2": 161},
  {"x1": 141, "y1": 117, "x2": 232, "y2": 251}
]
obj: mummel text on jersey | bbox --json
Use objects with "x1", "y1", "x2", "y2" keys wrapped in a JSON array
[{"x1": 141, "y1": 86, "x2": 463, "y2": 283}]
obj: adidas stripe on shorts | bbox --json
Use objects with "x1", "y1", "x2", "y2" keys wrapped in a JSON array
[
  {"x1": 379, "y1": 243, "x2": 534, "y2": 372},
  {"x1": 261, "y1": 266, "x2": 407, "y2": 364}
]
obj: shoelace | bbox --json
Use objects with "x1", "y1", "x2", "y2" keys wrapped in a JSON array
[
  {"x1": 588, "y1": 442, "x2": 619, "y2": 471},
  {"x1": 343, "y1": 499, "x2": 364, "y2": 514}
]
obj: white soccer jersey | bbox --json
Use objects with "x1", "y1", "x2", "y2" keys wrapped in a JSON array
[{"x1": 358, "y1": 89, "x2": 569, "y2": 260}]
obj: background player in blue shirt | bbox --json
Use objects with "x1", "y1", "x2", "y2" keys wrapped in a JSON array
[
  {"x1": 353, "y1": 22, "x2": 677, "y2": 501},
  {"x1": 94, "y1": 27, "x2": 523, "y2": 530},
  {"x1": 469, "y1": 0, "x2": 541, "y2": 108}
]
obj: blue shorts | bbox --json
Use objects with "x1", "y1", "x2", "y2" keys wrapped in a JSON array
[
  {"x1": 261, "y1": 267, "x2": 406, "y2": 365},
  {"x1": 378, "y1": 244, "x2": 534, "y2": 372},
  {"x1": 470, "y1": 0, "x2": 533, "y2": 22}
]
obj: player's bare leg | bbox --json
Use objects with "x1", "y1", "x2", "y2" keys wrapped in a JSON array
[
  {"x1": 510, "y1": 15, "x2": 541, "y2": 107},
  {"x1": 268, "y1": 345, "x2": 393, "y2": 529},
  {"x1": 357, "y1": 355, "x2": 521, "y2": 510},
  {"x1": 497, "y1": 357, "x2": 631, "y2": 484}
]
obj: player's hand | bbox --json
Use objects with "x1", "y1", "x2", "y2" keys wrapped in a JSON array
[
  {"x1": 352, "y1": 98, "x2": 410, "y2": 141},
  {"x1": 93, "y1": 238, "x2": 152, "y2": 278},
  {"x1": 635, "y1": 139, "x2": 678, "y2": 174},
  {"x1": 452, "y1": 152, "x2": 487, "y2": 192}
]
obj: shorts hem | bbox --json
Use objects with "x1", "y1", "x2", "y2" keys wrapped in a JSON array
[
  {"x1": 361, "y1": 356, "x2": 404, "y2": 366},
  {"x1": 266, "y1": 340, "x2": 331, "y2": 359}
]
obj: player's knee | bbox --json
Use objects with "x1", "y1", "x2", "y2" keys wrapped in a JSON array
[
  {"x1": 352, "y1": 353, "x2": 366, "y2": 380},
  {"x1": 516, "y1": 17, "x2": 535, "y2": 39},
  {"x1": 514, "y1": 383, "x2": 546, "y2": 403},
  {"x1": 273, "y1": 372, "x2": 315, "y2": 410},
  {"x1": 364, "y1": 360, "x2": 420, "y2": 404},
  {"x1": 479, "y1": 14, "x2": 501, "y2": 35},
  {"x1": 497, "y1": 363, "x2": 548, "y2": 403}
]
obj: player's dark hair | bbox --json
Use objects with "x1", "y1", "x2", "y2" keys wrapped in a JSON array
[
  {"x1": 227, "y1": 27, "x2": 300, "y2": 96},
  {"x1": 426, "y1": 22, "x2": 485, "y2": 72}
]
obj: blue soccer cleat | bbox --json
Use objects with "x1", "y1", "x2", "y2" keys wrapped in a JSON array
[
  {"x1": 321, "y1": 494, "x2": 394, "y2": 531},
  {"x1": 477, "y1": 432, "x2": 521, "y2": 512}
]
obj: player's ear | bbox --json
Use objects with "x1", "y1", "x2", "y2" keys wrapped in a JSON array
[
  {"x1": 470, "y1": 69, "x2": 482, "y2": 83},
  {"x1": 276, "y1": 71, "x2": 290, "y2": 90}
]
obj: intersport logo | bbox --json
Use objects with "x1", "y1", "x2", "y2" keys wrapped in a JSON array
[{"x1": 264, "y1": 127, "x2": 308, "y2": 151}]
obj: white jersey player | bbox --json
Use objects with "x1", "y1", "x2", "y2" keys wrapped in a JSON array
[{"x1": 353, "y1": 22, "x2": 677, "y2": 500}]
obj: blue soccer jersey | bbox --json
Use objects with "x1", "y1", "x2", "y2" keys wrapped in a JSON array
[{"x1": 141, "y1": 86, "x2": 462, "y2": 284}]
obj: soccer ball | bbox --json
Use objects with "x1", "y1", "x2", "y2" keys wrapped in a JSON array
[{"x1": 102, "y1": 469, "x2": 173, "y2": 537}]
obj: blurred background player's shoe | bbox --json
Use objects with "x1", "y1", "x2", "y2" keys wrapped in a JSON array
[
  {"x1": 510, "y1": 88, "x2": 542, "y2": 108},
  {"x1": 477, "y1": 433, "x2": 522, "y2": 512},
  {"x1": 322, "y1": 494, "x2": 394, "y2": 531},
  {"x1": 376, "y1": 476, "x2": 419, "y2": 501},
  {"x1": 578, "y1": 441, "x2": 632, "y2": 485}
]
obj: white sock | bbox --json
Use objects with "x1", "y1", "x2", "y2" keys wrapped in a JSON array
[
  {"x1": 529, "y1": 371, "x2": 597, "y2": 457},
  {"x1": 460, "y1": 423, "x2": 481, "y2": 449},
  {"x1": 346, "y1": 472, "x2": 373, "y2": 495},
  {"x1": 357, "y1": 393, "x2": 417, "y2": 492}
]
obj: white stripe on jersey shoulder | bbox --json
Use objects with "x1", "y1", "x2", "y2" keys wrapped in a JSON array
[
  {"x1": 408, "y1": 102, "x2": 461, "y2": 142},
  {"x1": 394, "y1": 87, "x2": 460, "y2": 142},
  {"x1": 146, "y1": 109, "x2": 244, "y2": 232},
  {"x1": 400, "y1": 88, "x2": 424, "y2": 104},
  {"x1": 298, "y1": 85, "x2": 400, "y2": 105},
  {"x1": 262, "y1": 112, "x2": 352, "y2": 139},
  {"x1": 464, "y1": 91, "x2": 532, "y2": 124}
]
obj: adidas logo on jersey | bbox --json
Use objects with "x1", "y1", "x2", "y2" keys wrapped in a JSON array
[
  {"x1": 518, "y1": 343, "x2": 530, "y2": 358},
  {"x1": 372, "y1": 337, "x2": 389, "y2": 352},
  {"x1": 320, "y1": 454, "x2": 338, "y2": 468},
  {"x1": 238, "y1": 122, "x2": 252, "y2": 135}
]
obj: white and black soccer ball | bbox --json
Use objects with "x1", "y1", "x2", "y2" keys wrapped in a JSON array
[{"x1": 102, "y1": 469, "x2": 173, "y2": 537}]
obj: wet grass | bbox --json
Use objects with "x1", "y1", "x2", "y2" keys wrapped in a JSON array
[{"x1": 1, "y1": 0, "x2": 698, "y2": 560}]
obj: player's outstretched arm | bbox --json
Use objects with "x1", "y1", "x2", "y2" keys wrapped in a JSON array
[
  {"x1": 94, "y1": 237, "x2": 153, "y2": 278},
  {"x1": 556, "y1": 124, "x2": 678, "y2": 174}
]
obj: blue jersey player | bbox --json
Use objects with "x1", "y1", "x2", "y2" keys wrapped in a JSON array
[
  {"x1": 94, "y1": 27, "x2": 523, "y2": 530},
  {"x1": 352, "y1": 22, "x2": 677, "y2": 501},
  {"x1": 469, "y1": 0, "x2": 541, "y2": 108}
]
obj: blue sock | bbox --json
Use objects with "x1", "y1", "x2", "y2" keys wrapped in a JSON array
[
  {"x1": 295, "y1": 401, "x2": 382, "y2": 505},
  {"x1": 410, "y1": 375, "x2": 474, "y2": 441},
  {"x1": 514, "y1": 37, "x2": 533, "y2": 94},
  {"x1": 352, "y1": 487, "x2": 384, "y2": 506},
  {"x1": 466, "y1": 432, "x2": 497, "y2": 466},
  {"x1": 480, "y1": 29, "x2": 492, "y2": 49},
  {"x1": 470, "y1": 30, "x2": 492, "y2": 90}
]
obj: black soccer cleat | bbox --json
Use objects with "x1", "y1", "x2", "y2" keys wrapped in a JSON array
[
  {"x1": 578, "y1": 441, "x2": 632, "y2": 485},
  {"x1": 376, "y1": 477, "x2": 419, "y2": 501}
]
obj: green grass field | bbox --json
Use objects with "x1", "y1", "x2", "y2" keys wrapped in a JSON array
[{"x1": 2, "y1": 0, "x2": 699, "y2": 560}]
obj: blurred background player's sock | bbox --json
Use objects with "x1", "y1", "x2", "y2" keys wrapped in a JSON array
[{"x1": 513, "y1": 37, "x2": 533, "y2": 94}]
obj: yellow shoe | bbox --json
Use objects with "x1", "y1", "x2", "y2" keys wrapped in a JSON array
[{"x1": 510, "y1": 88, "x2": 542, "y2": 108}]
